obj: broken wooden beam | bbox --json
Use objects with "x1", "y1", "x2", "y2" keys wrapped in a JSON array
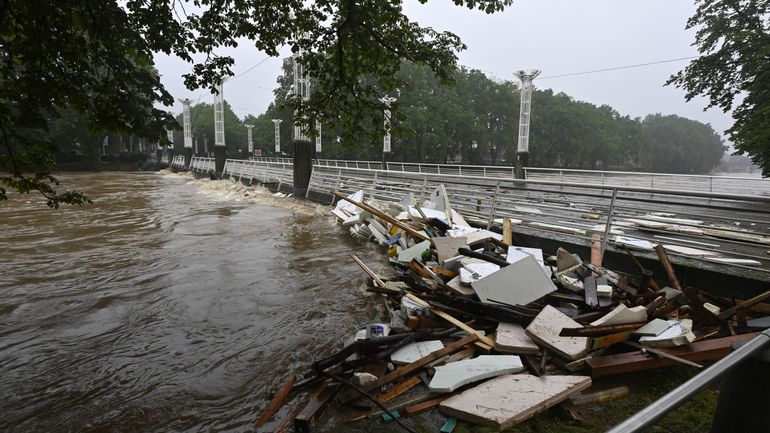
[
  {"x1": 332, "y1": 191, "x2": 430, "y2": 243},
  {"x1": 718, "y1": 290, "x2": 770, "y2": 321},
  {"x1": 560, "y1": 322, "x2": 646, "y2": 337},
  {"x1": 255, "y1": 374, "x2": 296, "y2": 428},
  {"x1": 294, "y1": 380, "x2": 341, "y2": 432},
  {"x1": 587, "y1": 332, "x2": 759, "y2": 377},
  {"x1": 654, "y1": 245, "x2": 683, "y2": 291}
]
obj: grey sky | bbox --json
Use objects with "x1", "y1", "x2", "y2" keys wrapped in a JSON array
[{"x1": 155, "y1": 0, "x2": 732, "y2": 142}]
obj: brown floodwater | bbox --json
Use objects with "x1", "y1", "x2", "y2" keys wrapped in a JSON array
[{"x1": 0, "y1": 171, "x2": 406, "y2": 433}]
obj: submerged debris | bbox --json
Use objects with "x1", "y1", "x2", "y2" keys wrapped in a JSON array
[{"x1": 254, "y1": 185, "x2": 770, "y2": 432}]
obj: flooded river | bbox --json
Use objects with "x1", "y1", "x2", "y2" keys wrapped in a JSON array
[{"x1": 0, "y1": 171, "x2": 394, "y2": 432}]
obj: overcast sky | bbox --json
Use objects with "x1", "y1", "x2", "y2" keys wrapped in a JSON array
[{"x1": 154, "y1": 0, "x2": 732, "y2": 142}]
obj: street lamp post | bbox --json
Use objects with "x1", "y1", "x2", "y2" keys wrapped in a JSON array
[
  {"x1": 178, "y1": 98, "x2": 193, "y2": 169},
  {"x1": 514, "y1": 69, "x2": 540, "y2": 179},
  {"x1": 380, "y1": 96, "x2": 396, "y2": 170},
  {"x1": 245, "y1": 124, "x2": 255, "y2": 159},
  {"x1": 272, "y1": 119, "x2": 283, "y2": 155},
  {"x1": 213, "y1": 81, "x2": 226, "y2": 175}
]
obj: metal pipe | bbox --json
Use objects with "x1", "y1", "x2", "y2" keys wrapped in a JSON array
[{"x1": 605, "y1": 329, "x2": 770, "y2": 433}]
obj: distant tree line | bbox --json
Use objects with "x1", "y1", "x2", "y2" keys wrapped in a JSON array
[
  {"x1": 51, "y1": 61, "x2": 727, "y2": 175},
  {"x1": 244, "y1": 61, "x2": 726, "y2": 174}
]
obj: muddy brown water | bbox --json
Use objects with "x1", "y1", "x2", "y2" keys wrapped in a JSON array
[{"x1": 0, "y1": 171, "x2": 424, "y2": 433}]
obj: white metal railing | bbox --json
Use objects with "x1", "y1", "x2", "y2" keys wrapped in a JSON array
[
  {"x1": 170, "y1": 154, "x2": 185, "y2": 168},
  {"x1": 307, "y1": 164, "x2": 770, "y2": 278},
  {"x1": 385, "y1": 161, "x2": 516, "y2": 178},
  {"x1": 523, "y1": 167, "x2": 770, "y2": 196},
  {"x1": 315, "y1": 159, "x2": 383, "y2": 170},
  {"x1": 189, "y1": 156, "x2": 215, "y2": 173},
  {"x1": 222, "y1": 159, "x2": 293, "y2": 188}
]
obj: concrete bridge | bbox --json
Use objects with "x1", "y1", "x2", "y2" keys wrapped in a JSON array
[{"x1": 162, "y1": 153, "x2": 770, "y2": 296}]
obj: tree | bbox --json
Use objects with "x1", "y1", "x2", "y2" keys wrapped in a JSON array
[
  {"x1": 668, "y1": 0, "x2": 770, "y2": 176},
  {"x1": 1, "y1": 0, "x2": 512, "y2": 206}
]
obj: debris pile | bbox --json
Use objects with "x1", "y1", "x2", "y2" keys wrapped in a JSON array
[{"x1": 255, "y1": 186, "x2": 770, "y2": 432}]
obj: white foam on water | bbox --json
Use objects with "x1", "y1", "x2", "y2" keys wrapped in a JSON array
[{"x1": 160, "y1": 171, "x2": 330, "y2": 217}]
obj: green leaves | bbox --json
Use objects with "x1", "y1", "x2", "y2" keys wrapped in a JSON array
[{"x1": 668, "y1": 0, "x2": 770, "y2": 176}]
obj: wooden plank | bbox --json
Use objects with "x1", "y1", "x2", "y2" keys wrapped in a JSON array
[
  {"x1": 570, "y1": 386, "x2": 629, "y2": 406},
  {"x1": 560, "y1": 322, "x2": 646, "y2": 337},
  {"x1": 339, "y1": 333, "x2": 479, "y2": 404},
  {"x1": 503, "y1": 218, "x2": 512, "y2": 246},
  {"x1": 294, "y1": 380, "x2": 341, "y2": 432},
  {"x1": 654, "y1": 245, "x2": 683, "y2": 291},
  {"x1": 255, "y1": 374, "x2": 296, "y2": 427},
  {"x1": 405, "y1": 293, "x2": 494, "y2": 350},
  {"x1": 350, "y1": 254, "x2": 390, "y2": 290},
  {"x1": 403, "y1": 394, "x2": 454, "y2": 416},
  {"x1": 591, "y1": 234, "x2": 602, "y2": 267},
  {"x1": 584, "y1": 275, "x2": 599, "y2": 308},
  {"x1": 332, "y1": 191, "x2": 430, "y2": 243},
  {"x1": 587, "y1": 332, "x2": 759, "y2": 377},
  {"x1": 273, "y1": 399, "x2": 308, "y2": 433},
  {"x1": 718, "y1": 290, "x2": 770, "y2": 320},
  {"x1": 376, "y1": 376, "x2": 423, "y2": 404}
]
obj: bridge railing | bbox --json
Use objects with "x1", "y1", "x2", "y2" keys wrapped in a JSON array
[
  {"x1": 170, "y1": 154, "x2": 185, "y2": 169},
  {"x1": 307, "y1": 164, "x2": 770, "y2": 281},
  {"x1": 189, "y1": 157, "x2": 215, "y2": 173},
  {"x1": 384, "y1": 161, "x2": 516, "y2": 178},
  {"x1": 222, "y1": 159, "x2": 293, "y2": 189},
  {"x1": 523, "y1": 167, "x2": 770, "y2": 196}
]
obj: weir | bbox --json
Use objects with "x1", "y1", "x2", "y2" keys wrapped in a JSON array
[{"x1": 165, "y1": 156, "x2": 770, "y2": 295}]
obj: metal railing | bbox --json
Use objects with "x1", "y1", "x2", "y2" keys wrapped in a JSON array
[
  {"x1": 524, "y1": 167, "x2": 770, "y2": 196},
  {"x1": 189, "y1": 157, "x2": 215, "y2": 173},
  {"x1": 170, "y1": 154, "x2": 185, "y2": 168},
  {"x1": 606, "y1": 329, "x2": 770, "y2": 433},
  {"x1": 385, "y1": 161, "x2": 516, "y2": 178},
  {"x1": 307, "y1": 164, "x2": 770, "y2": 279},
  {"x1": 222, "y1": 159, "x2": 293, "y2": 188}
]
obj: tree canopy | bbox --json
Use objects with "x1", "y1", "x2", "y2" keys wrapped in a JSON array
[
  {"x1": 668, "y1": 0, "x2": 770, "y2": 176},
  {"x1": 0, "y1": 0, "x2": 511, "y2": 205}
]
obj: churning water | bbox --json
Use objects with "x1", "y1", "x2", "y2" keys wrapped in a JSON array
[{"x1": 0, "y1": 171, "x2": 396, "y2": 432}]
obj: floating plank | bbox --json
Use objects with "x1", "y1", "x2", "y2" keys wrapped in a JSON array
[
  {"x1": 255, "y1": 374, "x2": 296, "y2": 427},
  {"x1": 471, "y1": 255, "x2": 556, "y2": 307},
  {"x1": 429, "y1": 355, "x2": 524, "y2": 392},
  {"x1": 587, "y1": 332, "x2": 759, "y2": 377},
  {"x1": 332, "y1": 191, "x2": 430, "y2": 242},
  {"x1": 294, "y1": 380, "x2": 341, "y2": 432},
  {"x1": 495, "y1": 322, "x2": 539, "y2": 354},
  {"x1": 439, "y1": 374, "x2": 592, "y2": 430},
  {"x1": 526, "y1": 305, "x2": 590, "y2": 361},
  {"x1": 391, "y1": 340, "x2": 445, "y2": 365}
]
